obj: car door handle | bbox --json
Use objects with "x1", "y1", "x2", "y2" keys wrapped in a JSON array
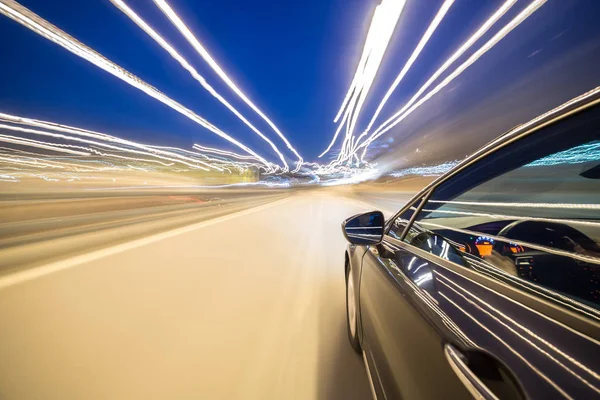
[{"x1": 444, "y1": 344, "x2": 499, "y2": 400}]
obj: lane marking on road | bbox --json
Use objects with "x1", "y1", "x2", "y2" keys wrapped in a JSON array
[{"x1": 0, "y1": 196, "x2": 291, "y2": 290}]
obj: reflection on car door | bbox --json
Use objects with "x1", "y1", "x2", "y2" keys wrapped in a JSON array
[
  {"x1": 359, "y1": 240, "x2": 474, "y2": 399},
  {"x1": 360, "y1": 220, "x2": 600, "y2": 399}
]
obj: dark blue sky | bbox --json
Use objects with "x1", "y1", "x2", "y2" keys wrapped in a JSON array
[
  {"x1": 0, "y1": 0, "x2": 374, "y2": 162},
  {"x1": 1, "y1": 0, "x2": 600, "y2": 167}
]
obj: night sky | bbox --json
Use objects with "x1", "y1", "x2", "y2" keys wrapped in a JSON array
[{"x1": 1, "y1": 0, "x2": 600, "y2": 170}]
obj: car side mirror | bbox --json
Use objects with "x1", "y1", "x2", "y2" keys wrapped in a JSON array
[{"x1": 342, "y1": 211, "x2": 384, "y2": 245}]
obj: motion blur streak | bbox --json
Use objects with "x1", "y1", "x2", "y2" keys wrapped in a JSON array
[
  {"x1": 338, "y1": 0, "x2": 407, "y2": 161},
  {"x1": 141, "y1": 144, "x2": 269, "y2": 172},
  {"x1": 192, "y1": 144, "x2": 265, "y2": 162},
  {"x1": 427, "y1": 200, "x2": 600, "y2": 210},
  {"x1": 439, "y1": 292, "x2": 572, "y2": 399},
  {"x1": 388, "y1": 160, "x2": 459, "y2": 178},
  {"x1": 0, "y1": 193, "x2": 376, "y2": 399},
  {"x1": 320, "y1": 0, "x2": 407, "y2": 158},
  {"x1": 420, "y1": 208, "x2": 600, "y2": 228},
  {"x1": 0, "y1": 112, "x2": 285, "y2": 175},
  {"x1": 359, "y1": 0, "x2": 548, "y2": 159},
  {"x1": 0, "y1": 132, "x2": 91, "y2": 156},
  {"x1": 529, "y1": 142, "x2": 600, "y2": 166},
  {"x1": 363, "y1": 0, "x2": 455, "y2": 134},
  {"x1": 152, "y1": 0, "x2": 304, "y2": 170},
  {"x1": 436, "y1": 276, "x2": 600, "y2": 393},
  {"x1": 0, "y1": 0, "x2": 276, "y2": 170},
  {"x1": 359, "y1": 0, "x2": 517, "y2": 148},
  {"x1": 0, "y1": 115, "x2": 218, "y2": 171},
  {"x1": 109, "y1": 0, "x2": 291, "y2": 172},
  {"x1": 0, "y1": 155, "x2": 68, "y2": 169}
]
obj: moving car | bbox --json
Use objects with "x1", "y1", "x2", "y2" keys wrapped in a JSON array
[{"x1": 342, "y1": 88, "x2": 600, "y2": 400}]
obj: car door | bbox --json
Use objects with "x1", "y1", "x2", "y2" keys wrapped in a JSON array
[
  {"x1": 360, "y1": 217, "x2": 478, "y2": 399},
  {"x1": 359, "y1": 102, "x2": 600, "y2": 399}
]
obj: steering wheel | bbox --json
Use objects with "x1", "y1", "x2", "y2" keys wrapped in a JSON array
[
  {"x1": 495, "y1": 220, "x2": 599, "y2": 256},
  {"x1": 493, "y1": 220, "x2": 600, "y2": 303}
]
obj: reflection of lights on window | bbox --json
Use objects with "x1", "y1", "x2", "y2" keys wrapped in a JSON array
[
  {"x1": 388, "y1": 161, "x2": 460, "y2": 178},
  {"x1": 440, "y1": 240, "x2": 450, "y2": 259},
  {"x1": 414, "y1": 272, "x2": 433, "y2": 287},
  {"x1": 412, "y1": 263, "x2": 428, "y2": 275},
  {"x1": 527, "y1": 141, "x2": 600, "y2": 167}
]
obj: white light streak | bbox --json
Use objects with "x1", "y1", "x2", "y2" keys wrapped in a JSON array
[
  {"x1": 0, "y1": 131, "x2": 91, "y2": 156},
  {"x1": 192, "y1": 144, "x2": 263, "y2": 162},
  {"x1": 320, "y1": 0, "x2": 407, "y2": 158},
  {"x1": 152, "y1": 0, "x2": 303, "y2": 169},
  {"x1": 0, "y1": 0, "x2": 275, "y2": 169},
  {"x1": 364, "y1": 0, "x2": 455, "y2": 134},
  {"x1": 359, "y1": 0, "x2": 547, "y2": 159},
  {"x1": 360, "y1": 0, "x2": 517, "y2": 146},
  {"x1": 109, "y1": 0, "x2": 292, "y2": 172},
  {"x1": 0, "y1": 118, "x2": 214, "y2": 171},
  {"x1": 427, "y1": 200, "x2": 600, "y2": 210}
]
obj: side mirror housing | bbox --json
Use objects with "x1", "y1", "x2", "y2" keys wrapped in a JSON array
[{"x1": 342, "y1": 211, "x2": 385, "y2": 245}]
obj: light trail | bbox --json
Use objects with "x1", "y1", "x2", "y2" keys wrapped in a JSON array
[
  {"x1": 147, "y1": 144, "x2": 269, "y2": 171},
  {"x1": 0, "y1": 0, "x2": 275, "y2": 170},
  {"x1": 420, "y1": 208, "x2": 600, "y2": 229},
  {"x1": 388, "y1": 160, "x2": 460, "y2": 178},
  {"x1": 355, "y1": 0, "x2": 517, "y2": 150},
  {"x1": 319, "y1": 89, "x2": 356, "y2": 158},
  {"x1": 152, "y1": 0, "x2": 304, "y2": 170},
  {"x1": 527, "y1": 142, "x2": 600, "y2": 166},
  {"x1": 337, "y1": 0, "x2": 407, "y2": 161},
  {"x1": 428, "y1": 199, "x2": 600, "y2": 210},
  {"x1": 192, "y1": 144, "x2": 264, "y2": 162},
  {"x1": 0, "y1": 119, "x2": 214, "y2": 171},
  {"x1": 0, "y1": 113, "x2": 240, "y2": 171},
  {"x1": 109, "y1": 0, "x2": 291, "y2": 172},
  {"x1": 332, "y1": 2, "x2": 389, "y2": 124},
  {"x1": 358, "y1": 0, "x2": 546, "y2": 160},
  {"x1": 0, "y1": 154, "x2": 66, "y2": 169},
  {"x1": 0, "y1": 131, "x2": 91, "y2": 156},
  {"x1": 363, "y1": 0, "x2": 455, "y2": 134},
  {"x1": 0, "y1": 112, "x2": 278, "y2": 179},
  {"x1": 321, "y1": 0, "x2": 407, "y2": 159},
  {"x1": 0, "y1": 131, "x2": 176, "y2": 168},
  {"x1": 0, "y1": 153, "x2": 116, "y2": 172}
]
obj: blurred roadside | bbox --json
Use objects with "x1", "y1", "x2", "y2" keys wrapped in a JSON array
[
  {"x1": 0, "y1": 187, "x2": 287, "y2": 272},
  {"x1": 0, "y1": 173, "x2": 434, "y2": 273},
  {"x1": 345, "y1": 176, "x2": 435, "y2": 216}
]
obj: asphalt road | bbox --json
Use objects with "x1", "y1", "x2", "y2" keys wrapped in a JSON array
[{"x1": 0, "y1": 191, "x2": 397, "y2": 399}]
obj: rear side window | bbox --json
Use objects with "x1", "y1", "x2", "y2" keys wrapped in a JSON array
[{"x1": 409, "y1": 112, "x2": 600, "y2": 312}]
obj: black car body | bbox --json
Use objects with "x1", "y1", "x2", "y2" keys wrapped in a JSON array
[{"x1": 342, "y1": 88, "x2": 600, "y2": 400}]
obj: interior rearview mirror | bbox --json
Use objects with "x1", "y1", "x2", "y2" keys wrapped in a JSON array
[{"x1": 342, "y1": 211, "x2": 384, "y2": 245}]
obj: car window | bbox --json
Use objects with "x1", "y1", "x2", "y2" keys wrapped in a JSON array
[
  {"x1": 387, "y1": 197, "x2": 423, "y2": 240},
  {"x1": 407, "y1": 133, "x2": 600, "y2": 311}
]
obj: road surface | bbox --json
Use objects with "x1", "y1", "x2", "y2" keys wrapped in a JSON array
[{"x1": 0, "y1": 190, "x2": 412, "y2": 399}]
